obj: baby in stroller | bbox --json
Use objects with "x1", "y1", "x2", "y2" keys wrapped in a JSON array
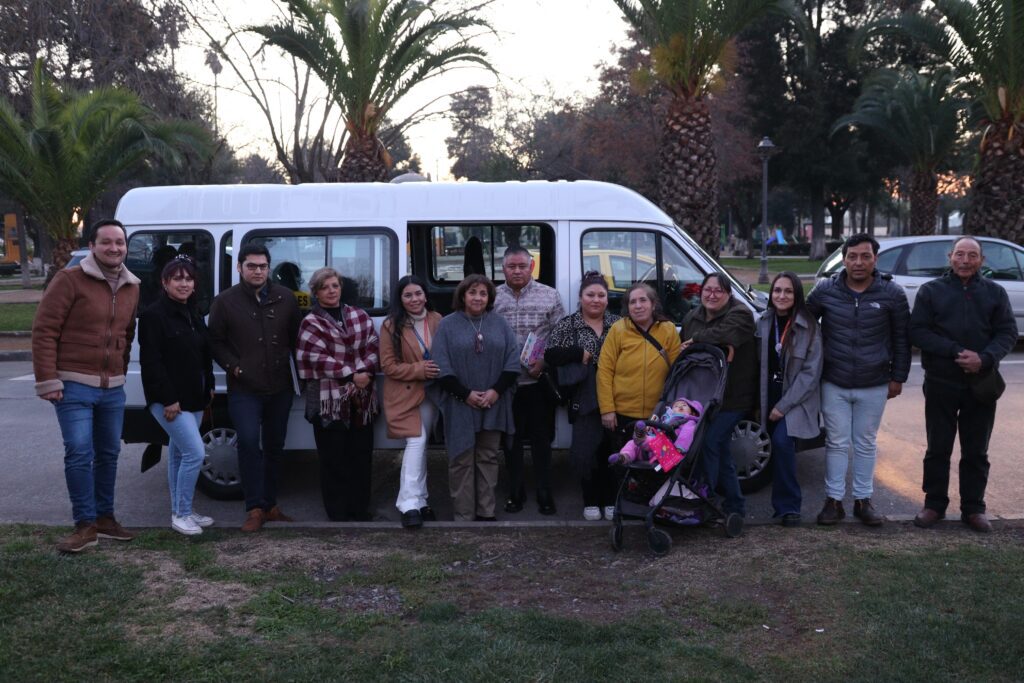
[{"x1": 608, "y1": 398, "x2": 703, "y2": 471}]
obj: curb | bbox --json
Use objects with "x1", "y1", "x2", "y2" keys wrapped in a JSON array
[
  {"x1": 0, "y1": 331, "x2": 31, "y2": 337},
  {"x1": 0, "y1": 351, "x2": 30, "y2": 362},
  {"x1": 15, "y1": 516, "x2": 1017, "y2": 531}
]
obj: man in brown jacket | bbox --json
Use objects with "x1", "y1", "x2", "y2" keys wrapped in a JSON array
[
  {"x1": 208, "y1": 244, "x2": 301, "y2": 532},
  {"x1": 32, "y1": 219, "x2": 141, "y2": 554}
]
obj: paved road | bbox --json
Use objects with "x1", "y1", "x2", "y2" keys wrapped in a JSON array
[{"x1": 1, "y1": 348, "x2": 1022, "y2": 528}]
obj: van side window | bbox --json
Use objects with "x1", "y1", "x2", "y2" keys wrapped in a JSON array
[
  {"x1": 409, "y1": 223, "x2": 555, "y2": 313},
  {"x1": 245, "y1": 231, "x2": 394, "y2": 314},
  {"x1": 127, "y1": 231, "x2": 215, "y2": 316},
  {"x1": 582, "y1": 230, "x2": 703, "y2": 323}
]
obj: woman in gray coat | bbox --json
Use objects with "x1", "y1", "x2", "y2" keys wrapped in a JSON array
[
  {"x1": 755, "y1": 272, "x2": 823, "y2": 526},
  {"x1": 431, "y1": 275, "x2": 519, "y2": 521}
]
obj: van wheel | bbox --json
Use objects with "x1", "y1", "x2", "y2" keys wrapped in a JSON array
[
  {"x1": 731, "y1": 420, "x2": 772, "y2": 494},
  {"x1": 197, "y1": 427, "x2": 243, "y2": 500}
]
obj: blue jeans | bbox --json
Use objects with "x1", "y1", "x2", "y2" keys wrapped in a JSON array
[
  {"x1": 228, "y1": 388, "x2": 292, "y2": 512},
  {"x1": 768, "y1": 417, "x2": 801, "y2": 517},
  {"x1": 821, "y1": 381, "x2": 889, "y2": 500},
  {"x1": 53, "y1": 381, "x2": 126, "y2": 524},
  {"x1": 700, "y1": 409, "x2": 746, "y2": 517},
  {"x1": 149, "y1": 405, "x2": 205, "y2": 517}
]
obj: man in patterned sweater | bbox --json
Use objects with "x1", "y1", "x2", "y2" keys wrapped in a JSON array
[{"x1": 493, "y1": 246, "x2": 566, "y2": 515}]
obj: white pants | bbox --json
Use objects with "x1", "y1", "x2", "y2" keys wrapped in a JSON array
[{"x1": 395, "y1": 401, "x2": 438, "y2": 513}]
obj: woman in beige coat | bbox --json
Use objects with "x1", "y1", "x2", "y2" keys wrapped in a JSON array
[{"x1": 380, "y1": 275, "x2": 443, "y2": 529}]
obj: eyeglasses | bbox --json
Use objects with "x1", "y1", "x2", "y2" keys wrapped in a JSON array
[
  {"x1": 243, "y1": 263, "x2": 270, "y2": 272},
  {"x1": 702, "y1": 287, "x2": 725, "y2": 297}
]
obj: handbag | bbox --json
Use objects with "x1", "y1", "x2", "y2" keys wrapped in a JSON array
[
  {"x1": 539, "y1": 369, "x2": 566, "y2": 405},
  {"x1": 969, "y1": 368, "x2": 1005, "y2": 403}
]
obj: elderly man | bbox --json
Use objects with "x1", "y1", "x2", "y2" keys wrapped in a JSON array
[
  {"x1": 32, "y1": 219, "x2": 140, "y2": 553},
  {"x1": 910, "y1": 236, "x2": 1017, "y2": 532},
  {"x1": 493, "y1": 245, "x2": 565, "y2": 515}
]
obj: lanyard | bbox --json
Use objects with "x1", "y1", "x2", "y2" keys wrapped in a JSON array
[
  {"x1": 774, "y1": 315, "x2": 793, "y2": 357},
  {"x1": 410, "y1": 320, "x2": 430, "y2": 354}
]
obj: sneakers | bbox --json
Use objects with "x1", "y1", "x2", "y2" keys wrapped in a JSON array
[
  {"x1": 241, "y1": 508, "x2": 266, "y2": 533},
  {"x1": 603, "y1": 506, "x2": 617, "y2": 521},
  {"x1": 189, "y1": 512, "x2": 215, "y2": 528},
  {"x1": 265, "y1": 506, "x2": 293, "y2": 522},
  {"x1": 816, "y1": 498, "x2": 846, "y2": 525},
  {"x1": 95, "y1": 515, "x2": 135, "y2": 541},
  {"x1": 583, "y1": 506, "x2": 602, "y2": 521},
  {"x1": 171, "y1": 515, "x2": 203, "y2": 536},
  {"x1": 853, "y1": 498, "x2": 884, "y2": 526},
  {"x1": 57, "y1": 522, "x2": 98, "y2": 554}
]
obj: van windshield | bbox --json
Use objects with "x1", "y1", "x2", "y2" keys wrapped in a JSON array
[{"x1": 669, "y1": 225, "x2": 761, "y2": 309}]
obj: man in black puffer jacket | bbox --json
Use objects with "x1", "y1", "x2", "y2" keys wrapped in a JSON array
[
  {"x1": 806, "y1": 234, "x2": 911, "y2": 527},
  {"x1": 909, "y1": 237, "x2": 1017, "y2": 533}
]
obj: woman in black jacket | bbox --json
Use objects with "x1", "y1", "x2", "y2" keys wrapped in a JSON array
[{"x1": 139, "y1": 257, "x2": 215, "y2": 536}]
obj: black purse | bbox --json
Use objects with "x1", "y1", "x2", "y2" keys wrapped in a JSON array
[{"x1": 969, "y1": 368, "x2": 1005, "y2": 403}]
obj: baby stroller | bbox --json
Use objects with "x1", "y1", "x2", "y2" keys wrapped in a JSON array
[{"x1": 609, "y1": 342, "x2": 742, "y2": 556}]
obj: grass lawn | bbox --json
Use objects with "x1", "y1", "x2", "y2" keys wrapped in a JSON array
[
  {"x1": 0, "y1": 303, "x2": 37, "y2": 331},
  {"x1": 3, "y1": 523, "x2": 1022, "y2": 682},
  {"x1": 719, "y1": 257, "x2": 825, "y2": 275}
]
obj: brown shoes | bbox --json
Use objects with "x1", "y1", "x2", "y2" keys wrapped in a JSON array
[
  {"x1": 816, "y1": 498, "x2": 846, "y2": 525},
  {"x1": 265, "y1": 506, "x2": 293, "y2": 522},
  {"x1": 96, "y1": 515, "x2": 135, "y2": 541},
  {"x1": 241, "y1": 508, "x2": 266, "y2": 532},
  {"x1": 962, "y1": 512, "x2": 992, "y2": 533},
  {"x1": 853, "y1": 498, "x2": 884, "y2": 527},
  {"x1": 913, "y1": 508, "x2": 945, "y2": 528},
  {"x1": 57, "y1": 522, "x2": 98, "y2": 554}
]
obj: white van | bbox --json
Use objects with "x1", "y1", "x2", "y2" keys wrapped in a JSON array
[{"x1": 115, "y1": 180, "x2": 771, "y2": 499}]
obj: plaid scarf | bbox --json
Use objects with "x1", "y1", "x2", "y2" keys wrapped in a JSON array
[{"x1": 295, "y1": 304, "x2": 380, "y2": 428}]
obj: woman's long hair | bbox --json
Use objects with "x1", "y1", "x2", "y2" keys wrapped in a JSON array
[
  {"x1": 767, "y1": 271, "x2": 809, "y2": 355},
  {"x1": 386, "y1": 275, "x2": 433, "y2": 356}
]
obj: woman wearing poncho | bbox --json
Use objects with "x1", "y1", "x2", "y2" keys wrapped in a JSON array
[
  {"x1": 430, "y1": 274, "x2": 519, "y2": 521},
  {"x1": 295, "y1": 267, "x2": 380, "y2": 521}
]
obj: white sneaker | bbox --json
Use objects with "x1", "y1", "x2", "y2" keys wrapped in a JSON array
[
  {"x1": 189, "y1": 512, "x2": 215, "y2": 528},
  {"x1": 604, "y1": 506, "x2": 617, "y2": 520},
  {"x1": 171, "y1": 515, "x2": 203, "y2": 536},
  {"x1": 583, "y1": 506, "x2": 601, "y2": 521}
]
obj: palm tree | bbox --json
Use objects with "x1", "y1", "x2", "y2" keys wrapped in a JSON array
[
  {"x1": 611, "y1": 0, "x2": 796, "y2": 257},
  {"x1": 249, "y1": 0, "x2": 492, "y2": 183},
  {"x1": 832, "y1": 68, "x2": 966, "y2": 236},
  {"x1": 0, "y1": 61, "x2": 208, "y2": 268},
  {"x1": 857, "y1": 0, "x2": 1024, "y2": 242}
]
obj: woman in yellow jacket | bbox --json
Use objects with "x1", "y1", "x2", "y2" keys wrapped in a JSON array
[{"x1": 598, "y1": 283, "x2": 682, "y2": 441}]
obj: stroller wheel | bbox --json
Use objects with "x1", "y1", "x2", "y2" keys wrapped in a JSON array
[
  {"x1": 647, "y1": 528, "x2": 672, "y2": 556},
  {"x1": 610, "y1": 524, "x2": 624, "y2": 552},
  {"x1": 725, "y1": 512, "x2": 744, "y2": 538}
]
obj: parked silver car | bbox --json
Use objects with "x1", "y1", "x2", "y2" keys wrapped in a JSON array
[{"x1": 816, "y1": 235, "x2": 1024, "y2": 336}]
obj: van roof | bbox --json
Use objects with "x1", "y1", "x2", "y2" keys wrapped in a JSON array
[{"x1": 115, "y1": 180, "x2": 673, "y2": 227}]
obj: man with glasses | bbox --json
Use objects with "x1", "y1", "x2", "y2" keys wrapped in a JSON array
[
  {"x1": 32, "y1": 219, "x2": 140, "y2": 553},
  {"x1": 209, "y1": 244, "x2": 302, "y2": 532},
  {"x1": 493, "y1": 245, "x2": 565, "y2": 515},
  {"x1": 910, "y1": 236, "x2": 1017, "y2": 532},
  {"x1": 807, "y1": 234, "x2": 911, "y2": 526}
]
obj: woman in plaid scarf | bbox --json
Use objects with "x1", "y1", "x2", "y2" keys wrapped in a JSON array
[{"x1": 295, "y1": 267, "x2": 380, "y2": 521}]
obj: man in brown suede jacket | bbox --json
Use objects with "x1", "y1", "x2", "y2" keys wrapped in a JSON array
[{"x1": 32, "y1": 219, "x2": 140, "y2": 554}]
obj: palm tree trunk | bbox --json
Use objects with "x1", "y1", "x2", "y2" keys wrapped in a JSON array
[
  {"x1": 963, "y1": 120, "x2": 1024, "y2": 243},
  {"x1": 909, "y1": 169, "x2": 938, "y2": 236},
  {"x1": 658, "y1": 96, "x2": 719, "y2": 257},
  {"x1": 338, "y1": 133, "x2": 390, "y2": 183}
]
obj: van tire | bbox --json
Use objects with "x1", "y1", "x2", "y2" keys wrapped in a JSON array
[
  {"x1": 197, "y1": 427, "x2": 243, "y2": 500},
  {"x1": 730, "y1": 420, "x2": 773, "y2": 494}
]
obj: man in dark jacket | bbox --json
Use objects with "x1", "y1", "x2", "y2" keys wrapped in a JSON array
[
  {"x1": 208, "y1": 244, "x2": 302, "y2": 532},
  {"x1": 910, "y1": 237, "x2": 1017, "y2": 533},
  {"x1": 32, "y1": 219, "x2": 140, "y2": 553},
  {"x1": 806, "y1": 234, "x2": 911, "y2": 526}
]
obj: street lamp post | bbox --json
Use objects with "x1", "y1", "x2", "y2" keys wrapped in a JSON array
[{"x1": 757, "y1": 136, "x2": 777, "y2": 285}]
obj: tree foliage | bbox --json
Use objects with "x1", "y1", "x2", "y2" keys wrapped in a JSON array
[
  {"x1": 250, "y1": 0, "x2": 493, "y2": 182},
  {"x1": 0, "y1": 61, "x2": 208, "y2": 266}
]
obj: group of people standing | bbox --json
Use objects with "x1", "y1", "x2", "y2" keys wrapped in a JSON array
[{"x1": 33, "y1": 221, "x2": 1016, "y2": 554}]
